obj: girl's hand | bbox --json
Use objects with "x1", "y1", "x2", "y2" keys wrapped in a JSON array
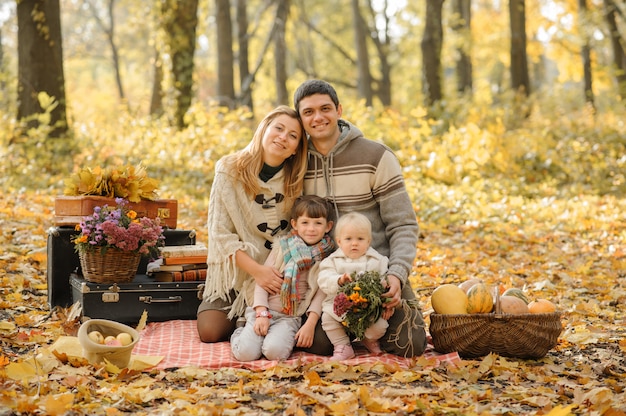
[
  {"x1": 295, "y1": 318, "x2": 316, "y2": 348},
  {"x1": 254, "y1": 316, "x2": 270, "y2": 336}
]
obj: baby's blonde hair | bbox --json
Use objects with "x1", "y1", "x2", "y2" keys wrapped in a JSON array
[{"x1": 334, "y1": 212, "x2": 372, "y2": 240}]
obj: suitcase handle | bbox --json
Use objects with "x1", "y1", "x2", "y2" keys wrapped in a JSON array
[{"x1": 139, "y1": 296, "x2": 183, "y2": 304}]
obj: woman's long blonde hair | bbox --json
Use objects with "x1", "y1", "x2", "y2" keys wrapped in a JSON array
[{"x1": 226, "y1": 105, "x2": 307, "y2": 207}]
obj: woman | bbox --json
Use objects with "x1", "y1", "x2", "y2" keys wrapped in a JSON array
[{"x1": 197, "y1": 105, "x2": 308, "y2": 343}]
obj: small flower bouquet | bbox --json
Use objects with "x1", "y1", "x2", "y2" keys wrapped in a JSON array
[
  {"x1": 333, "y1": 271, "x2": 388, "y2": 340},
  {"x1": 73, "y1": 198, "x2": 165, "y2": 256},
  {"x1": 73, "y1": 198, "x2": 165, "y2": 283}
]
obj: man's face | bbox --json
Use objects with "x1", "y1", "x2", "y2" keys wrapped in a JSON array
[{"x1": 297, "y1": 93, "x2": 342, "y2": 143}]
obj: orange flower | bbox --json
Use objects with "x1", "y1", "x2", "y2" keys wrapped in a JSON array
[{"x1": 127, "y1": 210, "x2": 137, "y2": 220}]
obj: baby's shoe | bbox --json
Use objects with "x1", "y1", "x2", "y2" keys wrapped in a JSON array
[
  {"x1": 361, "y1": 338, "x2": 382, "y2": 355},
  {"x1": 330, "y1": 344, "x2": 355, "y2": 361}
]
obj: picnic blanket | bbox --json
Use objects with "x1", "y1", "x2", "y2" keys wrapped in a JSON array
[{"x1": 133, "y1": 319, "x2": 461, "y2": 371}]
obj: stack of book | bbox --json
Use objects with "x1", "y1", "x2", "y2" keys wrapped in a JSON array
[{"x1": 155, "y1": 244, "x2": 208, "y2": 282}]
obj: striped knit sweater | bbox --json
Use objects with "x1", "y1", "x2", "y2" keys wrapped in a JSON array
[{"x1": 303, "y1": 120, "x2": 419, "y2": 285}]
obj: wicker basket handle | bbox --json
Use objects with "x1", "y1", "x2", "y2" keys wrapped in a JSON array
[{"x1": 493, "y1": 284, "x2": 502, "y2": 314}]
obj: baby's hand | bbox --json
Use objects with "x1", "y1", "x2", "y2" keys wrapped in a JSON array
[{"x1": 338, "y1": 273, "x2": 352, "y2": 286}]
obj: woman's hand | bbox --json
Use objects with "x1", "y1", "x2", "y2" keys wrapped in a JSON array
[{"x1": 253, "y1": 265, "x2": 284, "y2": 295}]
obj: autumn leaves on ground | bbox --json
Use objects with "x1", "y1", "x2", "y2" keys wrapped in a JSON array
[{"x1": 1, "y1": 101, "x2": 626, "y2": 414}]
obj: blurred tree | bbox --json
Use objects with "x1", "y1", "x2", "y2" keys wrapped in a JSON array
[
  {"x1": 352, "y1": 0, "x2": 373, "y2": 106},
  {"x1": 17, "y1": 0, "x2": 68, "y2": 137},
  {"x1": 421, "y1": 0, "x2": 444, "y2": 105},
  {"x1": 216, "y1": 0, "x2": 235, "y2": 108},
  {"x1": 274, "y1": 0, "x2": 289, "y2": 105},
  {"x1": 452, "y1": 0, "x2": 472, "y2": 95},
  {"x1": 364, "y1": 0, "x2": 392, "y2": 106},
  {"x1": 509, "y1": 0, "x2": 530, "y2": 96},
  {"x1": 604, "y1": 0, "x2": 626, "y2": 100},
  {"x1": 161, "y1": 0, "x2": 199, "y2": 128},
  {"x1": 578, "y1": 0, "x2": 595, "y2": 107},
  {"x1": 83, "y1": 0, "x2": 125, "y2": 101},
  {"x1": 236, "y1": 0, "x2": 252, "y2": 110}
]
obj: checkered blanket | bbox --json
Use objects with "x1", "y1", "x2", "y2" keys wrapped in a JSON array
[{"x1": 133, "y1": 320, "x2": 460, "y2": 371}]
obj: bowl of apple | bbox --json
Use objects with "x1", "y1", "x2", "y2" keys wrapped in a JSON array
[{"x1": 77, "y1": 319, "x2": 140, "y2": 368}]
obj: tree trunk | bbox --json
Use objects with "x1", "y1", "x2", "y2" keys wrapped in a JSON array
[
  {"x1": 216, "y1": 0, "x2": 235, "y2": 109},
  {"x1": 578, "y1": 0, "x2": 594, "y2": 107},
  {"x1": 149, "y1": 49, "x2": 164, "y2": 117},
  {"x1": 421, "y1": 0, "x2": 444, "y2": 106},
  {"x1": 453, "y1": 0, "x2": 473, "y2": 95},
  {"x1": 352, "y1": 0, "x2": 373, "y2": 106},
  {"x1": 17, "y1": 0, "x2": 68, "y2": 137},
  {"x1": 236, "y1": 0, "x2": 252, "y2": 110},
  {"x1": 274, "y1": 0, "x2": 289, "y2": 106},
  {"x1": 161, "y1": 0, "x2": 198, "y2": 129},
  {"x1": 604, "y1": 0, "x2": 626, "y2": 100},
  {"x1": 509, "y1": 0, "x2": 530, "y2": 96},
  {"x1": 84, "y1": 0, "x2": 125, "y2": 101}
]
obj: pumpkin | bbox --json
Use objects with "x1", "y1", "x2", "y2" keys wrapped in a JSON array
[
  {"x1": 466, "y1": 283, "x2": 494, "y2": 313},
  {"x1": 499, "y1": 295, "x2": 529, "y2": 314},
  {"x1": 501, "y1": 288, "x2": 529, "y2": 304},
  {"x1": 431, "y1": 284, "x2": 469, "y2": 315},
  {"x1": 528, "y1": 299, "x2": 557, "y2": 313},
  {"x1": 458, "y1": 278, "x2": 482, "y2": 294}
]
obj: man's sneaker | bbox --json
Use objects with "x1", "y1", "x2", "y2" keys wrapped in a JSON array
[
  {"x1": 330, "y1": 344, "x2": 355, "y2": 361},
  {"x1": 361, "y1": 338, "x2": 383, "y2": 355}
]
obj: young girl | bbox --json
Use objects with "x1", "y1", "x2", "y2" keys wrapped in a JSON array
[
  {"x1": 317, "y1": 212, "x2": 390, "y2": 360},
  {"x1": 230, "y1": 195, "x2": 336, "y2": 361}
]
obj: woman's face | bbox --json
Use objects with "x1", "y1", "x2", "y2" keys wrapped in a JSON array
[{"x1": 261, "y1": 114, "x2": 302, "y2": 167}]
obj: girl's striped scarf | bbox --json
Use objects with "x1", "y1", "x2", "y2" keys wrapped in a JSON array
[{"x1": 279, "y1": 230, "x2": 336, "y2": 315}]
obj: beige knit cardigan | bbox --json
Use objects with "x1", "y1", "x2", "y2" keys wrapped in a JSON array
[{"x1": 202, "y1": 157, "x2": 291, "y2": 318}]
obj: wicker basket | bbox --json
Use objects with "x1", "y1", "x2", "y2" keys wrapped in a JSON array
[
  {"x1": 429, "y1": 311, "x2": 563, "y2": 359},
  {"x1": 79, "y1": 248, "x2": 141, "y2": 283}
]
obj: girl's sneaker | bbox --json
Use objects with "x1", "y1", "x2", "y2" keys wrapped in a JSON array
[{"x1": 330, "y1": 344, "x2": 355, "y2": 361}]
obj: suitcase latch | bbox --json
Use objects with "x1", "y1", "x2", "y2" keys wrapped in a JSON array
[
  {"x1": 157, "y1": 208, "x2": 170, "y2": 219},
  {"x1": 102, "y1": 292, "x2": 119, "y2": 303}
]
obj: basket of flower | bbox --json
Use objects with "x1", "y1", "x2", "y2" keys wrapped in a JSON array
[
  {"x1": 333, "y1": 271, "x2": 387, "y2": 340},
  {"x1": 73, "y1": 198, "x2": 165, "y2": 283}
]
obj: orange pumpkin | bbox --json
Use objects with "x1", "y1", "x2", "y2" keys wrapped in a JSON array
[
  {"x1": 499, "y1": 295, "x2": 529, "y2": 314},
  {"x1": 431, "y1": 284, "x2": 469, "y2": 315},
  {"x1": 528, "y1": 299, "x2": 557, "y2": 313},
  {"x1": 458, "y1": 278, "x2": 482, "y2": 294},
  {"x1": 466, "y1": 283, "x2": 494, "y2": 313},
  {"x1": 502, "y1": 288, "x2": 529, "y2": 304}
]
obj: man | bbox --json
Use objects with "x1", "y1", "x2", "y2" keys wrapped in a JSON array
[{"x1": 293, "y1": 79, "x2": 427, "y2": 357}]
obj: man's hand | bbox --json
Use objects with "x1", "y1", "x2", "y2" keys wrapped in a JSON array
[{"x1": 382, "y1": 274, "x2": 402, "y2": 313}]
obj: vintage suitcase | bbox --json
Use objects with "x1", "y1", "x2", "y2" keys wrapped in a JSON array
[
  {"x1": 54, "y1": 196, "x2": 179, "y2": 229},
  {"x1": 70, "y1": 273, "x2": 204, "y2": 323},
  {"x1": 47, "y1": 227, "x2": 197, "y2": 309}
]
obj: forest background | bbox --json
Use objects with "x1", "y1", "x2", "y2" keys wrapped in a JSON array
[{"x1": 0, "y1": 0, "x2": 626, "y2": 414}]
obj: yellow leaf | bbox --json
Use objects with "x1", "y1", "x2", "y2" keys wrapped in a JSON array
[
  {"x1": 44, "y1": 393, "x2": 74, "y2": 416},
  {"x1": 545, "y1": 404, "x2": 576, "y2": 416}
]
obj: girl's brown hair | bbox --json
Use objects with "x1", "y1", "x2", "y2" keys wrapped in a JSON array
[{"x1": 290, "y1": 195, "x2": 335, "y2": 224}]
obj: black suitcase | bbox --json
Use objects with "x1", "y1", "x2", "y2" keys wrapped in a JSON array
[
  {"x1": 70, "y1": 273, "x2": 204, "y2": 323},
  {"x1": 46, "y1": 227, "x2": 197, "y2": 309}
]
